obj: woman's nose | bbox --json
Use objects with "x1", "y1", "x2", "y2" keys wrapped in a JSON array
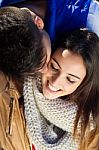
[{"x1": 51, "y1": 74, "x2": 63, "y2": 88}]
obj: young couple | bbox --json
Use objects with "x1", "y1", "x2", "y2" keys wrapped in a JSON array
[{"x1": 0, "y1": 6, "x2": 99, "y2": 150}]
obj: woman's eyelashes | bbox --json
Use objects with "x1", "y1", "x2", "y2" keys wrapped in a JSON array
[
  {"x1": 66, "y1": 76, "x2": 76, "y2": 84},
  {"x1": 50, "y1": 62, "x2": 59, "y2": 71},
  {"x1": 49, "y1": 60, "x2": 76, "y2": 84}
]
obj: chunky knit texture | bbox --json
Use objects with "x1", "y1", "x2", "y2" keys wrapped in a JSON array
[{"x1": 23, "y1": 75, "x2": 81, "y2": 150}]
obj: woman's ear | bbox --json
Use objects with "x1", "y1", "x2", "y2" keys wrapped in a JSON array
[{"x1": 34, "y1": 16, "x2": 44, "y2": 29}]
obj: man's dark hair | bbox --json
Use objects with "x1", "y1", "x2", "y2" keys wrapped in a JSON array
[{"x1": 0, "y1": 6, "x2": 46, "y2": 76}]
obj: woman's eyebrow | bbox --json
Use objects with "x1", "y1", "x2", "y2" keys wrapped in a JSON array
[
  {"x1": 52, "y1": 58, "x2": 61, "y2": 69},
  {"x1": 68, "y1": 73, "x2": 81, "y2": 79},
  {"x1": 52, "y1": 58, "x2": 81, "y2": 79}
]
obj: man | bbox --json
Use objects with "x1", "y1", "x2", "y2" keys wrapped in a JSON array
[{"x1": 0, "y1": 6, "x2": 51, "y2": 150}]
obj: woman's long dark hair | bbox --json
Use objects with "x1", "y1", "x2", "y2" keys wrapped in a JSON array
[{"x1": 54, "y1": 29, "x2": 99, "y2": 140}]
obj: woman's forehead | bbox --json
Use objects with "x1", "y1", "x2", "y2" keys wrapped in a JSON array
[{"x1": 52, "y1": 48, "x2": 86, "y2": 79}]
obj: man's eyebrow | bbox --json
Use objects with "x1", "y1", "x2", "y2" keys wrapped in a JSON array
[
  {"x1": 68, "y1": 73, "x2": 81, "y2": 79},
  {"x1": 52, "y1": 58, "x2": 61, "y2": 69}
]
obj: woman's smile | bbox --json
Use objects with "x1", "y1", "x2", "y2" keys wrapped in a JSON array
[{"x1": 45, "y1": 80, "x2": 62, "y2": 94}]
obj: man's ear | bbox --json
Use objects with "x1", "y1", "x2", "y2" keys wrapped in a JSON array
[{"x1": 34, "y1": 16, "x2": 44, "y2": 29}]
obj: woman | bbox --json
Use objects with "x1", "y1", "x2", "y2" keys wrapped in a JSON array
[
  {"x1": 24, "y1": 29, "x2": 99, "y2": 150},
  {"x1": 0, "y1": 6, "x2": 51, "y2": 150}
]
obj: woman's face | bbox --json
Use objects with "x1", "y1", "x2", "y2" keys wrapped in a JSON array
[{"x1": 42, "y1": 48, "x2": 86, "y2": 99}]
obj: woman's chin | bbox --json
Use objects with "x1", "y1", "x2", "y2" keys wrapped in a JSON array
[
  {"x1": 43, "y1": 93, "x2": 57, "y2": 99},
  {"x1": 42, "y1": 80, "x2": 62, "y2": 99},
  {"x1": 42, "y1": 87, "x2": 60, "y2": 99}
]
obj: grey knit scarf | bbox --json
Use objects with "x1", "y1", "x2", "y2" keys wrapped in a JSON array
[{"x1": 23, "y1": 75, "x2": 80, "y2": 150}]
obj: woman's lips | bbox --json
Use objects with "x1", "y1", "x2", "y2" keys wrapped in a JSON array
[{"x1": 46, "y1": 80, "x2": 61, "y2": 93}]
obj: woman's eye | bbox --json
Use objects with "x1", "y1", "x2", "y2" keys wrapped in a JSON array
[
  {"x1": 50, "y1": 63, "x2": 58, "y2": 71},
  {"x1": 67, "y1": 77, "x2": 75, "y2": 84}
]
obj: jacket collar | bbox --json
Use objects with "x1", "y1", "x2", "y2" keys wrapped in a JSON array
[
  {"x1": 0, "y1": 71, "x2": 19, "y2": 94},
  {"x1": 0, "y1": 71, "x2": 8, "y2": 93}
]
